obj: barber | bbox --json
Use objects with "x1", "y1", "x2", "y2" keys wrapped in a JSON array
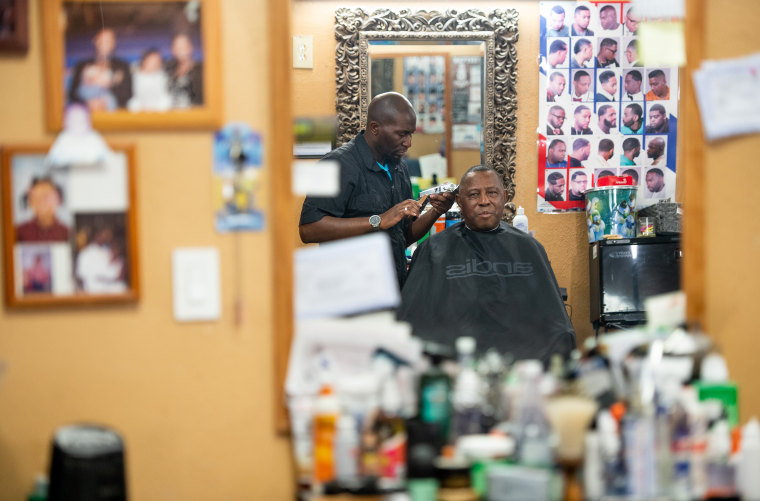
[{"x1": 299, "y1": 92, "x2": 454, "y2": 288}]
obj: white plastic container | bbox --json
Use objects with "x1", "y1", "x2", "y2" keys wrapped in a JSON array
[
  {"x1": 334, "y1": 414, "x2": 359, "y2": 483},
  {"x1": 513, "y1": 206, "x2": 529, "y2": 233},
  {"x1": 739, "y1": 417, "x2": 760, "y2": 500}
]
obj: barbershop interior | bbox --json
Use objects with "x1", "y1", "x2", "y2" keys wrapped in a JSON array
[{"x1": 1, "y1": 0, "x2": 759, "y2": 500}]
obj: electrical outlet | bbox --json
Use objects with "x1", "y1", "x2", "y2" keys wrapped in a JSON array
[{"x1": 293, "y1": 35, "x2": 313, "y2": 69}]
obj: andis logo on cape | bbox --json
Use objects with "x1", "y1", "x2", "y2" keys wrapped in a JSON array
[{"x1": 445, "y1": 259, "x2": 534, "y2": 279}]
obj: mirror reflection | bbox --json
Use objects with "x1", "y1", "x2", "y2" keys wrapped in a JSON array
[
  {"x1": 368, "y1": 40, "x2": 485, "y2": 181},
  {"x1": 335, "y1": 8, "x2": 520, "y2": 214}
]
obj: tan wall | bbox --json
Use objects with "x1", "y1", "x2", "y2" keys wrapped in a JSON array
[
  {"x1": 292, "y1": 0, "x2": 597, "y2": 347},
  {"x1": 0, "y1": 1, "x2": 293, "y2": 500},
  {"x1": 699, "y1": 1, "x2": 760, "y2": 422}
]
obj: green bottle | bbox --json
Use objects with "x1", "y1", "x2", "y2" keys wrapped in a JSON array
[
  {"x1": 27, "y1": 474, "x2": 48, "y2": 501},
  {"x1": 418, "y1": 342, "x2": 454, "y2": 449}
]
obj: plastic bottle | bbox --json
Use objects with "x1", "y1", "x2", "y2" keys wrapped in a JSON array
[
  {"x1": 313, "y1": 384, "x2": 340, "y2": 484},
  {"x1": 450, "y1": 337, "x2": 486, "y2": 443},
  {"x1": 450, "y1": 365, "x2": 486, "y2": 443},
  {"x1": 27, "y1": 474, "x2": 48, "y2": 501},
  {"x1": 334, "y1": 414, "x2": 360, "y2": 484},
  {"x1": 739, "y1": 417, "x2": 760, "y2": 500},
  {"x1": 375, "y1": 378, "x2": 407, "y2": 489},
  {"x1": 584, "y1": 431, "x2": 603, "y2": 501},
  {"x1": 705, "y1": 420, "x2": 738, "y2": 498},
  {"x1": 597, "y1": 409, "x2": 626, "y2": 496},
  {"x1": 445, "y1": 202, "x2": 461, "y2": 228},
  {"x1": 513, "y1": 360, "x2": 554, "y2": 467},
  {"x1": 513, "y1": 206, "x2": 529, "y2": 233},
  {"x1": 418, "y1": 342, "x2": 454, "y2": 450}
]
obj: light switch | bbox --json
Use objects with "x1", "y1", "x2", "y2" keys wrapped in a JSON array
[
  {"x1": 293, "y1": 35, "x2": 313, "y2": 69},
  {"x1": 172, "y1": 247, "x2": 221, "y2": 322}
]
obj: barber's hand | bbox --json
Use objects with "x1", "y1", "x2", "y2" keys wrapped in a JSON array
[
  {"x1": 382, "y1": 199, "x2": 422, "y2": 228},
  {"x1": 429, "y1": 192, "x2": 456, "y2": 216}
]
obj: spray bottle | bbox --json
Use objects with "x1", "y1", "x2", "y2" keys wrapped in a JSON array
[{"x1": 513, "y1": 206, "x2": 529, "y2": 233}]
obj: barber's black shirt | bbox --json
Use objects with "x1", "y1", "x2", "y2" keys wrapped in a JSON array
[{"x1": 299, "y1": 132, "x2": 413, "y2": 288}]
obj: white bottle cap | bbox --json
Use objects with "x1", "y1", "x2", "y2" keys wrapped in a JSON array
[
  {"x1": 743, "y1": 417, "x2": 760, "y2": 446},
  {"x1": 701, "y1": 353, "x2": 729, "y2": 382},
  {"x1": 517, "y1": 206, "x2": 525, "y2": 215},
  {"x1": 456, "y1": 336, "x2": 476, "y2": 356}
]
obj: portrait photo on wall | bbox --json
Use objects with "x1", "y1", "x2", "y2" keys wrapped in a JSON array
[
  {"x1": 20, "y1": 245, "x2": 52, "y2": 294},
  {"x1": 41, "y1": 0, "x2": 221, "y2": 131},
  {"x1": 1, "y1": 144, "x2": 139, "y2": 307},
  {"x1": 0, "y1": 0, "x2": 28, "y2": 52},
  {"x1": 72, "y1": 212, "x2": 129, "y2": 294}
]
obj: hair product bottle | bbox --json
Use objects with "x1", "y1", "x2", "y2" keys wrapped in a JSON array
[
  {"x1": 313, "y1": 384, "x2": 340, "y2": 484},
  {"x1": 513, "y1": 206, "x2": 529, "y2": 233}
]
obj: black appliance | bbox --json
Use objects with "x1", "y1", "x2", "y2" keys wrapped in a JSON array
[
  {"x1": 589, "y1": 235, "x2": 681, "y2": 330},
  {"x1": 48, "y1": 424, "x2": 127, "y2": 501}
]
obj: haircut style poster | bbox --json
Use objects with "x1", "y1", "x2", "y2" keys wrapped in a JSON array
[{"x1": 537, "y1": 1, "x2": 679, "y2": 213}]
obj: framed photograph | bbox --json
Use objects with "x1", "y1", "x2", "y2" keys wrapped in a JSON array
[
  {"x1": 1, "y1": 144, "x2": 139, "y2": 307},
  {"x1": 41, "y1": 0, "x2": 221, "y2": 131},
  {"x1": 0, "y1": 0, "x2": 29, "y2": 52}
]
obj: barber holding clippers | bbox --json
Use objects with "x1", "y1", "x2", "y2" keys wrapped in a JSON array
[{"x1": 299, "y1": 92, "x2": 454, "y2": 288}]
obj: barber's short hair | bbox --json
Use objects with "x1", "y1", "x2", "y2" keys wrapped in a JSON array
[
  {"x1": 598, "y1": 170, "x2": 615, "y2": 177},
  {"x1": 648, "y1": 69, "x2": 666, "y2": 80},
  {"x1": 598, "y1": 139, "x2": 615, "y2": 153},
  {"x1": 648, "y1": 168, "x2": 664, "y2": 178},
  {"x1": 625, "y1": 103, "x2": 643, "y2": 120},
  {"x1": 649, "y1": 103, "x2": 666, "y2": 115},
  {"x1": 575, "y1": 5, "x2": 590, "y2": 14},
  {"x1": 599, "y1": 71, "x2": 616, "y2": 85},
  {"x1": 549, "y1": 40, "x2": 567, "y2": 54},
  {"x1": 548, "y1": 172, "x2": 564, "y2": 184},
  {"x1": 623, "y1": 137, "x2": 640, "y2": 152},
  {"x1": 626, "y1": 69, "x2": 642, "y2": 82},
  {"x1": 627, "y1": 39, "x2": 637, "y2": 51},
  {"x1": 599, "y1": 38, "x2": 617, "y2": 50},
  {"x1": 600, "y1": 5, "x2": 616, "y2": 15},
  {"x1": 571, "y1": 170, "x2": 587, "y2": 181},
  {"x1": 574, "y1": 38, "x2": 591, "y2": 54},
  {"x1": 573, "y1": 138, "x2": 590, "y2": 150},
  {"x1": 551, "y1": 5, "x2": 565, "y2": 16},
  {"x1": 573, "y1": 70, "x2": 590, "y2": 82}
]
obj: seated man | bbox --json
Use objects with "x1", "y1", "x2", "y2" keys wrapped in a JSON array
[{"x1": 397, "y1": 165, "x2": 576, "y2": 364}]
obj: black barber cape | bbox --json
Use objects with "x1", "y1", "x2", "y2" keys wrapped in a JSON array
[{"x1": 398, "y1": 222, "x2": 576, "y2": 365}]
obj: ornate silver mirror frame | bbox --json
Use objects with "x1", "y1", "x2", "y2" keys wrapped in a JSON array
[{"x1": 334, "y1": 8, "x2": 519, "y2": 213}]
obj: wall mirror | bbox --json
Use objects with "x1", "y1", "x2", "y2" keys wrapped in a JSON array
[{"x1": 335, "y1": 7, "x2": 519, "y2": 213}]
